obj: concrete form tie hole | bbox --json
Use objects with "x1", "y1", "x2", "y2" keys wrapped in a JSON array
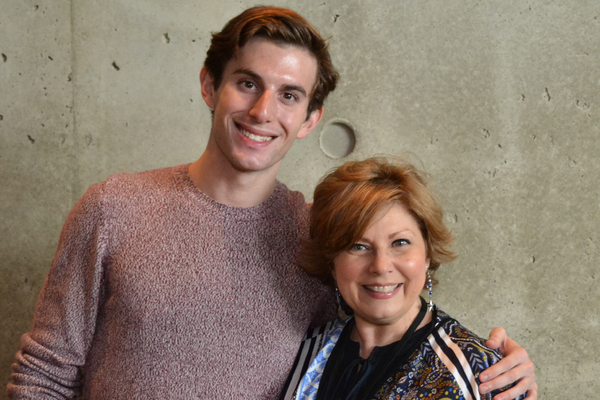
[{"x1": 319, "y1": 119, "x2": 356, "y2": 159}]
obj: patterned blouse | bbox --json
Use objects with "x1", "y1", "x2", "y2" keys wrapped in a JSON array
[{"x1": 280, "y1": 305, "x2": 524, "y2": 400}]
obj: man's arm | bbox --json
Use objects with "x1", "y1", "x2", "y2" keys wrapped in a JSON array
[
  {"x1": 7, "y1": 183, "x2": 107, "y2": 399},
  {"x1": 479, "y1": 327, "x2": 537, "y2": 400}
]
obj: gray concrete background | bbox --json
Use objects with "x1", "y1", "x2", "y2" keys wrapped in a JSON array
[{"x1": 1, "y1": 1, "x2": 599, "y2": 398}]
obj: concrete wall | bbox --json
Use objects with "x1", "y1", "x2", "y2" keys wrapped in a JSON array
[{"x1": 2, "y1": 1, "x2": 599, "y2": 398}]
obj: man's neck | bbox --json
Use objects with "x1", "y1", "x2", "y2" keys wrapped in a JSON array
[{"x1": 188, "y1": 152, "x2": 279, "y2": 208}]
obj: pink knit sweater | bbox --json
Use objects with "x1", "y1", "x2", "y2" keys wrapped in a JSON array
[{"x1": 8, "y1": 164, "x2": 334, "y2": 399}]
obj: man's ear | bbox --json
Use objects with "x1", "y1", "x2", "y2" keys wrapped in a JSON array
[
  {"x1": 297, "y1": 106, "x2": 324, "y2": 139},
  {"x1": 200, "y1": 67, "x2": 216, "y2": 110}
]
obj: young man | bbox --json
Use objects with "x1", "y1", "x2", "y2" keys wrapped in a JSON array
[{"x1": 8, "y1": 7, "x2": 535, "y2": 399}]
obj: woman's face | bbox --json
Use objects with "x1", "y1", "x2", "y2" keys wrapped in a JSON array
[{"x1": 333, "y1": 202, "x2": 429, "y2": 329}]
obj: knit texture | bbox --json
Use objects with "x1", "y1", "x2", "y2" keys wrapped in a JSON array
[{"x1": 8, "y1": 164, "x2": 335, "y2": 399}]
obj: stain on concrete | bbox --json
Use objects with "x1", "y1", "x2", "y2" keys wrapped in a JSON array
[
  {"x1": 112, "y1": 61, "x2": 120, "y2": 71},
  {"x1": 575, "y1": 99, "x2": 590, "y2": 111}
]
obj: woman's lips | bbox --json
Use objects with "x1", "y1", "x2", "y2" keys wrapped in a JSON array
[{"x1": 364, "y1": 284, "x2": 400, "y2": 293}]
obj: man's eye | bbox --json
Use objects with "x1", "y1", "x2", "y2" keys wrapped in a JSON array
[
  {"x1": 283, "y1": 92, "x2": 298, "y2": 101},
  {"x1": 239, "y1": 80, "x2": 256, "y2": 90}
]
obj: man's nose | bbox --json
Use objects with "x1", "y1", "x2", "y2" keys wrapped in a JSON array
[{"x1": 249, "y1": 91, "x2": 276, "y2": 123}]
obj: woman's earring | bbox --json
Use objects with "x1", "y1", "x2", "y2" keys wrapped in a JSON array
[
  {"x1": 335, "y1": 285, "x2": 342, "y2": 309},
  {"x1": 426, "y1": 267, "x2": 434, "y2": 312},
  {"x1": 334, "y1": 284, "x2": 350, "y2": 319}
]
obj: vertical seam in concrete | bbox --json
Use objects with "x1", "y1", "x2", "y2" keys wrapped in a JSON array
[{"x1": 69, "y1": 0, "x2": 81, "y2": 204}]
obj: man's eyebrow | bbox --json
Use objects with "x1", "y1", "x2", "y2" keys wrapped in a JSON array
[
  {"x1": 233, "y1": 68, "x2": 264, "y2": 86},
  {"x1": 233, "y1": 68, "x2": 308, "y2": 98},
  {"x1": 281, "y1": 83, "x2": 308, "y2": 98}
]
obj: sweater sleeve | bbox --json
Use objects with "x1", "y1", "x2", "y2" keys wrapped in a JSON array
[{"x1": 7, "y1": 182, "x2": 109, "y2": 399}]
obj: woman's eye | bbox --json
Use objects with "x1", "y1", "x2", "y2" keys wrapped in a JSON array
[
  {"x1": 392, "y1": 239, "x2": 410, "y2": 247},
  {"x1": 349, "y1": 243, "x2": 367, "y2": 251}
]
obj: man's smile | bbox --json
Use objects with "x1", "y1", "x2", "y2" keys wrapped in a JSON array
[{"x1": 236, "y1": 123, "x2": 276, "y2": 143}]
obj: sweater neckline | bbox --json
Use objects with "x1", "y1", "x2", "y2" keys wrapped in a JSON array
[{"x1": 177, "y1": 163, "x2": 288, "y2": 218}]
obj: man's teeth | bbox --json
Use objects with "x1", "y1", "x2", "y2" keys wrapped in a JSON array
[
  {"x1": 241, "y1": 129, "x2": 273, "y2": 142},
  {"x1": 365, "y1": 284, "x2": 399, "y2": 293}
]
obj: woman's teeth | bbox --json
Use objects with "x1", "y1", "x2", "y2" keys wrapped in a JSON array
[{"x1": 365, "y1": 284, "x2": 400, "y2": 293}]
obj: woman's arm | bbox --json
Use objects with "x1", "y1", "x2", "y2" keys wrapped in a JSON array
[{"x1": 479, "y1": 327, "x2": 537, "y2": 400}]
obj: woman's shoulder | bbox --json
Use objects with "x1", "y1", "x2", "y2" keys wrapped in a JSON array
[
  {"x1": 299, "y1": 318, "x2": 349, "y2": 358},
  {"x1": 433, "y1": 308, "x2": 503, "y2": 367},
  {"x1": 280, "y1": 318, "x2": 351, "y2": 400},
  {"x1": 422, "y1": 308, "x2": 525, "y2": 399},
  {"x1": 304, "y1": 318, "x2": 347, "y2": 340}
]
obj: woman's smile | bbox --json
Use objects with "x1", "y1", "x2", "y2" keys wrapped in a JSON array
[{"x1": 333, "y1": 202, "x2": 429, "y2": 329}]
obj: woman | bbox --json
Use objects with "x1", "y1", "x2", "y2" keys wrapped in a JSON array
[{"x1": 282, "y1": 157, "x2": 523, "y2": 400}]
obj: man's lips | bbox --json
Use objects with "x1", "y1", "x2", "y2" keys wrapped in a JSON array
[{"x1": 237, "y1": 123, "x2": 275, "y2": 143}]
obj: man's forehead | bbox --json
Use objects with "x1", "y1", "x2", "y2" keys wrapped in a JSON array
[
  {"x1": 227, "y1": 38, "x2": 318, "y2": 91},
  {"x1": 235, "y1": 37, "x2": 316, "y2": 64}
]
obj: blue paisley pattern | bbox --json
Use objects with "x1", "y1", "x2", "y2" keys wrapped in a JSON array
[
  {"x1": 294, "y1": 319, "x2": 346, "y2": 400},
  {"x1": 287, "y1": 308, "x2": 524, "y2": 400}
]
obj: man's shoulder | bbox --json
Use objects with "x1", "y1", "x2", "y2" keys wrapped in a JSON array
[
  {"x1": 274, "y1": 180, "x2": 307, "y2": 203},
  {"x1": 77, "y1": 164, "x2": 191, "y2": 213},
  {"x1": 272, "y1": 180, "x2": 310, "y2": 215},
  {"x1": 103, "y1": 164, "x2": 189, "y2": 192}
]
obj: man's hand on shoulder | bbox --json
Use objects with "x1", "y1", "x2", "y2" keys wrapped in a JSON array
[{"x1": 479, "y1": 327, "x2": 537, "y2": 400}]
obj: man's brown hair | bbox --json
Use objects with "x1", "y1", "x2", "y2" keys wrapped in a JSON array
[{"x1": 204, "y1": 6, "x2": 338, "y2": 115}]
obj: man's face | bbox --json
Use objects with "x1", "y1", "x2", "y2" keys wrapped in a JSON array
[{"x1": 201, "y1": 37, "x2": 322, "y2": 175}]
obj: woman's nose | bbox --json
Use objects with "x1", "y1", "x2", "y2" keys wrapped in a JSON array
[{"x1": 369, "y1": 251, "x2": 393, "y2": 275}]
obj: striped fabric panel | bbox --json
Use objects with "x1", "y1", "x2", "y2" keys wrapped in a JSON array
[
  {"x1": 280, "y1": 321, "x2": 333, "y2": 400},
  {"x1": 428, "y1": 326, "x2": 481, "y2": 400}
]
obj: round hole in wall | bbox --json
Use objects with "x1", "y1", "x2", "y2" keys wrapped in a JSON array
[{"x1": 319, "y1": 119, "x2": 356, "y2": 159}]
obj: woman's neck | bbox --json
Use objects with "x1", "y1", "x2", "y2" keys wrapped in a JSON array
[{"x1": 351, "y1": 301, "x2": 432, "y2": 359}]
